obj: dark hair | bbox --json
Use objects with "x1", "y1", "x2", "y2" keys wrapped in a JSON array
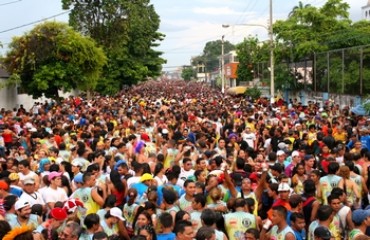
[
  {"x1": 159, "y1": 212, "x2": 173, "y2": 228},
  {"x1": 289, "y1": 194, "x2": 303, "y2": 208},
  {"x1": 327, "y1": 194, "x2": 341, "y2": 204},
  {"x1": 0, "y1": 220, "x2": 11, "y2": 239},
  {"x1": 272, "y1": 205, "x2": 288, "y2": 219},
  {"x1": 92, "y1": 231, "x2": 108, "y2": 240},
  {"x1": 83, "y1": 172, "x2": 93, "y2": 183},
  {"x1": 110, "y1": 170, "x2": 124, "y2": 192},
  {"x1": 103, "y1": 195, "x2": 117, "y2": 208},
  {"x1": 328, "y1": 162, "x2": 339, "y2": 174},
  {"x1": 154, "y1": 162, "x2": 164, "y2": 177},
  {"x1": 175, "y1": 210, "x2": 190, "y2": 224},
  {"x1": 303, "y1": 179, "x2": 316, "y2": 196},
  {"x1": 194, "y1": 170, "x2": 204, "y2": 180},
  {"x1": 18, "y1": 159, "x2": 30, "y2": 168},
  {"x1": 196, "y1": 226, "x2": 215, "y2": 240},
  {"x1": 3, "y1": 195, "x2": 17, "y2": 211},
  {"x1": 331, "y1": 187, "x2": 344, "y2": 197},
  {"x1": 195, "y1": 182, "x2": 205, "y2": 194},
  {"x1": 183, "y1": 179, "x2": 195, "y2": 188},
  {"x1": 234, "y1": 198, "x2": 247, "y2": 208},
  {"x1": 245, "y1": 228, "x2": 259, "y2": 239},
  {"x1": 174, "y1": 220, "x2": 192, "y2": 235},
  {"x1": 137, "y1": 225, "x2": 157, "y2": 240},
  {"x1": 317, "y1": 205, "x2": 333, "y2": 221},
  {"x1": 193, "y1": 193, "x2": 206, "y2": 207},
  {"x1": 84, "y1": 213, "x2": 100, "y2": 229},
  {"x1": 200, "y1": 209, "x2": 216, "y2": 226},
  {"x1": 290, "y1": 212, "x2": 305, "y2": 223},
  {"x1": 133, "y1": 211, "x2": 153, "y2": 230},
  {"x1": 269, "y1": 183, "x2": 279, "y2": 194}
]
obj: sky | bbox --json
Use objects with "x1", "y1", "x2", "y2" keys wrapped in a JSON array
[{"x1": 0, "y1": 0, "x2": 365, "y2": 72}]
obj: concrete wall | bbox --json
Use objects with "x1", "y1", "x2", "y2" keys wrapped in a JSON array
[{"x1": 0, "y1": 77, "x2": 78, "y2": 110}]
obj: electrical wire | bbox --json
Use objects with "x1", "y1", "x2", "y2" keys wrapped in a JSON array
[
  {"x1": 0, "y1": 0, "x2": 21, "y2": 7},
  {"x1": 0, "y1": 10, "x2": 70, "y2": 34}
]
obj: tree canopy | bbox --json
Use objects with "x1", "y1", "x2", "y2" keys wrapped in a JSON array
[
  {"x1": 62, "y1": 0, "x2": 166, "y2": 95},
  {"x1": 1, "y1": 21, "x2": 107, "y2": 99},
  {"x1": 192, "y1": 39, "x2": 235, "y2": 73}
]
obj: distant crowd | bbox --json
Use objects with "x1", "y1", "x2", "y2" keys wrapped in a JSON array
[{"x1": 0, "y1": 79, "x2": 368, "y2": 240}]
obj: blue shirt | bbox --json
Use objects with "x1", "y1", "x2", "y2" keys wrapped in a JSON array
[
  {"x1": 157, "y1": 232, "x2": 176, "y2": 240},
  {"x1": 293, "y1": 229, "x2": 306, "y2": 240}
]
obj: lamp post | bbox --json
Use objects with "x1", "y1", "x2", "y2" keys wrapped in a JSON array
[
  {"x1": 221, "y1": 35, "x2": 225, "y2": 94},
  {"x1": 222, "y1": 0, "x2": 274, "y2": 103}
]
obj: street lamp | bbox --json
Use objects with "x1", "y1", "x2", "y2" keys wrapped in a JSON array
[
  {"x1": 222, "y1": 0, "x2": 274, "y2": 103},
  {"x1": 221, "y1": 35, "x2": 225, "y2": 94}
]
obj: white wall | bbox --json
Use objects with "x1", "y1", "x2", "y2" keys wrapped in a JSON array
[{"x1": 0, "y1": 77, "x2": 78, "y2": 110}]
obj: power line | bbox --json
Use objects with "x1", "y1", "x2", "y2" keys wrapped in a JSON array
[
  {"x1": 0, "y1": 10, "x2": 70, "y2": 34},
  {"x1": 0, "y1": 0, "x2": 21, "y2": 7}
]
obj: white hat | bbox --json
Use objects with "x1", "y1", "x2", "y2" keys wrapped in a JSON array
[
  {"x1": 277, "y1": 150, "x2": 285, "y2": 156},
  {"x1": 23, "y1": 177, "x2": 35, "y2": 185},
  {"x1": 291, "y1": 151, "x2": 300, "y2": 158},
  {"x1": 278, "y1": 182, "x2": 290, "y2": 192},
  {"x1": 109, "y1": 207, "x2": 125, "y2": 221},
  {"x1": 15, "y1": 199, "x2": 31, "y2": 211},
  {"x1": 278, "y1": 142, "x2": 286, "y2": 150}
]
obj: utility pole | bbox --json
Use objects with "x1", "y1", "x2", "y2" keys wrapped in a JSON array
[
  {"x1": 269, "y1": 0, "x2": 275, "y2": 104},
  {"x1": 221, "y1": 35, "x2": 225, "y2": 94}
]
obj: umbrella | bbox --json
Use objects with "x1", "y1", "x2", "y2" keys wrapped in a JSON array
[{"x1": 226, "y1": 86, "x2": 248, "y2": 95}]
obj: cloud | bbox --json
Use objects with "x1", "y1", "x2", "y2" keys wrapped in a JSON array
[{"x1": 192, "y1": 7, "x2": 244, "y2": 15}]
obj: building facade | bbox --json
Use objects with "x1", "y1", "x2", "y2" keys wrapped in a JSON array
[{"x1": 362, "y1": 0, "x2": 370, "y2": 20}]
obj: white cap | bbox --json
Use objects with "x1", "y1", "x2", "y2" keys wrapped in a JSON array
[
  {"x1": 277, "y1": 150, "x2": 285, "y2": 156},
  {"x1": 291, "y1": 151, "x2": 300, "y2": 158},
  {"x1": 278, "y1": 183, "x2": 290, "y2": 192},
  {"x1": 278, "y1": 142, "x2": 286, "y2": 150},
  {"x1": 109, "y1": 207, "x2": 125, "y2": 221},
  {"x1": 15, "y1": 199, "x2": 31, "y2": 211}
]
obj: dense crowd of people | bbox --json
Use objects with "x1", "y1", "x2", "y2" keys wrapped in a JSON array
[{"x1": 0, "y1": 79, "x2": 369, "y2": 240}]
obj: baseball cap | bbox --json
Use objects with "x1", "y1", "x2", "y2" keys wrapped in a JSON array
[
  {"x1": 140, "y1": 173, "x2": 153, "y2": 182},
  {"x1": 277, "y1": 150, "x2": 285, "y2": 156},
  {"x1": 15, "y1": 199, "x2": 31, "y2": 211},
  {"x1": 278, "y1": 182, "x2": 290, "y2": 192},
  {"x1": 9, "y1": 173, "x2": 20, "y2": 181},
  {"x1": 314, "y1": 226, "x2": 332, "y2": 240},
  {"x1": 49, "y1": 207, "x2": 68, "y2": 221},
  {"x1": 291, "y1": 151, "x2": 300, "y2": 158},
  {"x1": 23, "y1": 177, "x2": 35, "y2": 185},
  {"x1": 71, "y1": 160, "x2": 83, "y2": 168},
  {"x1": 48, "y1": 171, "x2": 62, "y2": 181},
  {"x1": 73, "y1": 173, "x2": 84, "y2": 184},
  {"x1": 109, "y1": 207, "x2": 125, "y2": 221},
  {"x1": 140, "y1": 133, "x2": 150, "y2": 142},
  {"x1": 0, "y1": 180, "x2": 9, "y2": 191},
  {"x1": 352, "y1": 209, "x2": 370, "y2": 225}
]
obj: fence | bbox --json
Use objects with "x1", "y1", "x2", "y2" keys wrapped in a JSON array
[{"x1": 250, "y1": 45, "x2": 370, "y2": 105}]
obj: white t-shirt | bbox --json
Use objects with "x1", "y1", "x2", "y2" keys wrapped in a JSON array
[
  {"x1": 127, "y1": 176, "x2": 141, "y2": 188},
  {"x1": 19, "y1": 191, "x2": 45, "y2": 207},
  {"x1": 42, "y1": 186, "x2": 68, "y2": 206},
  {"x1": 242, "y1": 132, "x2": 256, "y2": 148},
  {"x1": 179, "y1": 168, "x2": 195, "y2": 181}
]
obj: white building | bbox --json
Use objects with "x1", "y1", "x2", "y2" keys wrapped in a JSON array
[
  {"x1": 362, "y1": 0, "x2": 370, "y2": 20},
  {"x1": 0, "y1": 67, "x2": 77, "y2": 110}
]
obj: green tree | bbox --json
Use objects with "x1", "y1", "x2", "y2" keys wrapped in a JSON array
[
  {"x1": 181, "y1": 66, "x2": 196, "y2": 81},
  {"x1": 2, "y1": 21, "x2": 106, "y2": 99},
  {"x1": 235, "y1": 36, "x2": 269, "y2": 83},
  {"x1": 62, "y1": 0, "x2": 166, "y2": 95},
  {"x1": 192, "y1": 40, "x2": 235, "y2": 73}
]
